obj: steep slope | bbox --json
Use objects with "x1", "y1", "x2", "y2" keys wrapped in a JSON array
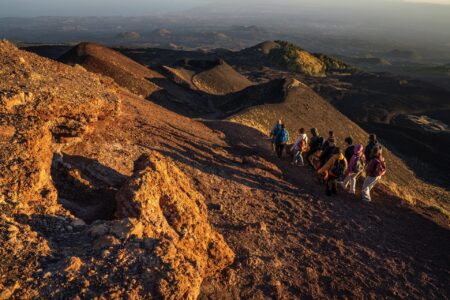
[
  {"x1": 59, "y1": 42, "x2": 163, "y2": 97},
  {"x1": 0, "y1": 41, "x2": 234, "y2": 299},
  {"x1": 192, "y1": 60, "x2": 253, "y2": 95},
  {"x1": 227, "y1": 78, "x2": 450, "y2": 214}
]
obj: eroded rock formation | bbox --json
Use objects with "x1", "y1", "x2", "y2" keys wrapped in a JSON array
[
  {"x1": 0, "y1": 41, "x2": 234, "y2": 299},
  {"x1": 115, "y1": 152, "x2": 235, "y2": 298},
  {"x1": 0, "y1": 40, "x2": 119, "y2": 215}
]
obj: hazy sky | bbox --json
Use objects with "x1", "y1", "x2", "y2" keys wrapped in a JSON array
[
  {"x1": 406, "y1": 0, "x2": 450, "y2": 3},
  {"x1": 1, "y1": 0, "x2": 450, "y2": 17}
]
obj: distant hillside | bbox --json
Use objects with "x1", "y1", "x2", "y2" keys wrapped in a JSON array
[
  {"x1": 313, "y1": 53, "x2": 352, "y2": 71},
  {"x1": 237, "y1": 41, "x2": 352, "y2": 76},
  {"x1": 191, "y1": 59, "x2": 253, "y2": 95},
  {"x1": 60, "y1": 42, "x2": 163, "y2": 97},
  {"x1": 417, "y1": 63, "x2": 450, "y2": 76},
  {"x1": 268, "y1": 41, "x2": 326, "y2": 76},
  {"x1": 340, "y1": 56, "x2": 392, "y2": 66},
  {"x1": 162, "y1": 58, "x2": 253, "y2": 96},
  {"x1": 383, "y1": 49, "x2": 421, "y2": 61},
  {"x1": 116, "y1": 31, "x2": 141, "y2": 41}
]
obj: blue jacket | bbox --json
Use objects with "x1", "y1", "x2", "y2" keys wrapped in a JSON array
[
  {"x1": 271, "y1": 124, "x2": 282, "y2": 142},
  {"x1": 275, "y1": 128, "x2": 289, "y2": 144}
]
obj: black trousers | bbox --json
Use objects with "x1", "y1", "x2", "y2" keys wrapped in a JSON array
[
  {"x1": 326, "y1": 175, "x2": 338, "y2": 196},
  {"x1": 275, "y1": 143, "x2": 285, "y2": 158}
]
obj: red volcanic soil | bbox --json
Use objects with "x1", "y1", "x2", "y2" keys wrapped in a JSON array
[
  {"x1": 6, "y1": 41, "x2": 448, "y2": 299},
  {"x1": 60, "y1": 42, "x2": 163, "y2": 97},
  {"x1": 64, "y1": 90, "x2": 450, "y2": 299}
]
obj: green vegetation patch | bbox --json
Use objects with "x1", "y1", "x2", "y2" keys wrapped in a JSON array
[
  {"x1": 268, "y1": 41, "x2": 326, "y2": 76},
  {"x1": 313, "y1": 53, "x2": 352, "y2": 71}
]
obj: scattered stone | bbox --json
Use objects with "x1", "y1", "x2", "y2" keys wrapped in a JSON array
[
  {"x1": 369, "y1": 214, "x2": 382, "y2": 223},
  {"x1": 0, "y1": 281, "x2": 20, "y2": 299},
  {"x1": 109, "y1": 218, "x2": 144, "y2": 240},
  {"x1": 93, "y1": 235, "x2": 120, "y2": 250},
  {"x1": 65, "y1": 256, "x2": 83, "y2": 273},
  {"x1": 207, "y1": 203, "x2": 223, "y2": 211},
  {"x1": 87, "y1": 223, "x2": 109, "y2": 237},
  {"x1": 101, "y1": 249, "x2": 111, "y2": 258},
  {"x1": 259, "y1": 222, "x2": 267, "y2": 232},
  {"x1": 71, "y1": 218, "x2": 86, "y2": 227}
]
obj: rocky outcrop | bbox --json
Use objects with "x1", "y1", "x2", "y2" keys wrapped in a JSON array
[
  {"x1": 0, "y1": 40, "x2": 119, "y2": 295},
  {"x1": 0, "y1": 40, "x2": 119, "y2": 215},
  {"x1": 0, "y1": 41, "x2": 233, "y2": 298},
  {"x1": 115, "y1": 152, "x2": 235, "y2": 298}
]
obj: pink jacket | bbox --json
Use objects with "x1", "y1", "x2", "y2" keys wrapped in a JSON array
[{"x1": 347, "y1": 144, "x2": 366, "y2": 175}]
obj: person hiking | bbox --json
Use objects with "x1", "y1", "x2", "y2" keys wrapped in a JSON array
[
  {"x1": 275, "y1": 124, "x2": 289, "y2": 158},
  {"x1": 308, "y1": 148, "x2": 323, "y2": 170},
  {"x1": 364, "y1": 134, "x2": 378, "y2": 161},
  {"x1": 344, "y1": 137, "x2": 355, "y2": 163},
  {"x1": 320, "y1": 134, "x2": 337, "y2": 167},
  {"x1": 307, "y1": 128, "x2": 323, "y2": 166},
  {"x1": 318, "y1": 147, "x2": 348, "y2": 196},
  {"x1": 362, "y1": 145, "x2": 386, "y2": 202},
  {"x1": 322, "y1": 131, "x2": 335, "y2": 151},
  {"x1": 291, "y1": 128, "x2": 308, "y2": 166},
  {"x1": 270, "y1": 120, "x2": 283, "y2": 154},
  {"x1": 342, "y1": 144, "x2": 366, "y2": 194}
]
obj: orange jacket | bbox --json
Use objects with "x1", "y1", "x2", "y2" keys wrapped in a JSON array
[{"x1": 318, "y1": 153, "x2": 347, "y2": 175}]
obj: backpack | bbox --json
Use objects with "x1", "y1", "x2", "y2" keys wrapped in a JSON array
[
  {"x1": 331, "y1": 158, "x2": 346, "y2": 177},
  {"x1": 277, "y1": 129, "x2": 289, "y2": 144},
  {"x1": 300, "y1": 139, "x2": 308, "y2": 152},
  {"x1": 311, "y1": 136, "x2": 323, "y2": 150},
  {"x1": 352, "y1": 156, "x2": 365, "y2": 173},
  {"x1": 373, "y1": 158, "x2": 386, "y2": 177}
]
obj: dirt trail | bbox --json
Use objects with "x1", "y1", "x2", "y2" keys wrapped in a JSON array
[
  {"x1": 61, "y1": 91, "x2": 449, "y2": 299},
  {"x1": 201, "y1": 121, "x2": 450, "y2": 299}
]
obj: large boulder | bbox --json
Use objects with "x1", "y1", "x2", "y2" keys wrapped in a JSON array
[{"x1": 115, "y1": 152, "x2": 235, "y2": 298}]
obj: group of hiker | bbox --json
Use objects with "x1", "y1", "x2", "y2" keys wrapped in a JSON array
[{"x1": 270, "y1": 120, "x2": 386, "y2": 202}]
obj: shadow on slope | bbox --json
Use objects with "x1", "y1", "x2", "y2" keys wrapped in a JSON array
[
  {"x1": 169, "y1": 58, "x2": 253, "y2": 96},
  {"x1": 135, "y1": 123, "x2": 298, "y2": 196},
  {"x1": 51, "y1": 153, "x2": 128, "y2": 223},
  {"x1": 59, "y1": 42, "x2": 163, "y2": 97}
]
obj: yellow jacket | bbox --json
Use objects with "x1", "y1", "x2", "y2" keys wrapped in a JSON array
[{"x1": 318, "y1": 153, "x2": 348, "y2": 175}]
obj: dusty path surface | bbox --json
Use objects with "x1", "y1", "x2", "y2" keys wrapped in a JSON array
[
  {"x1": 202, "y1": 121, "x2": 450, "y2": 299},
  {"x1": 59, "y1": 91, "x2": 450, "y2": 299}
]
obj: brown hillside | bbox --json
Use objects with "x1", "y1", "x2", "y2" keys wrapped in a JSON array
[
  {"x1": 228, "y1": 78, "x2": 450, "y2": 214},
  {"x1": 60, "y1": 42, "x2": 163, "y2": 97},
  {"x1": 1, "y1": 42, "x2": 449, "y2": 299},
  {"x1": 192, "y1": 61, "x2": 253, "y2": 95},
  {"x1": 0, "y1": 41, "x2": 233, "y2": 299},
  {"x1": 162, "y1": 65, "x2": 198, "y2": 90},
  {"x1": 163, "y1": 59, "x2": 253, "y2": 96}
]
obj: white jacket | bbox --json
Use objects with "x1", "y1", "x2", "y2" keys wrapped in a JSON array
[{"x1": 291, "y1": 133, "x2": 308, "y2": 151}]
